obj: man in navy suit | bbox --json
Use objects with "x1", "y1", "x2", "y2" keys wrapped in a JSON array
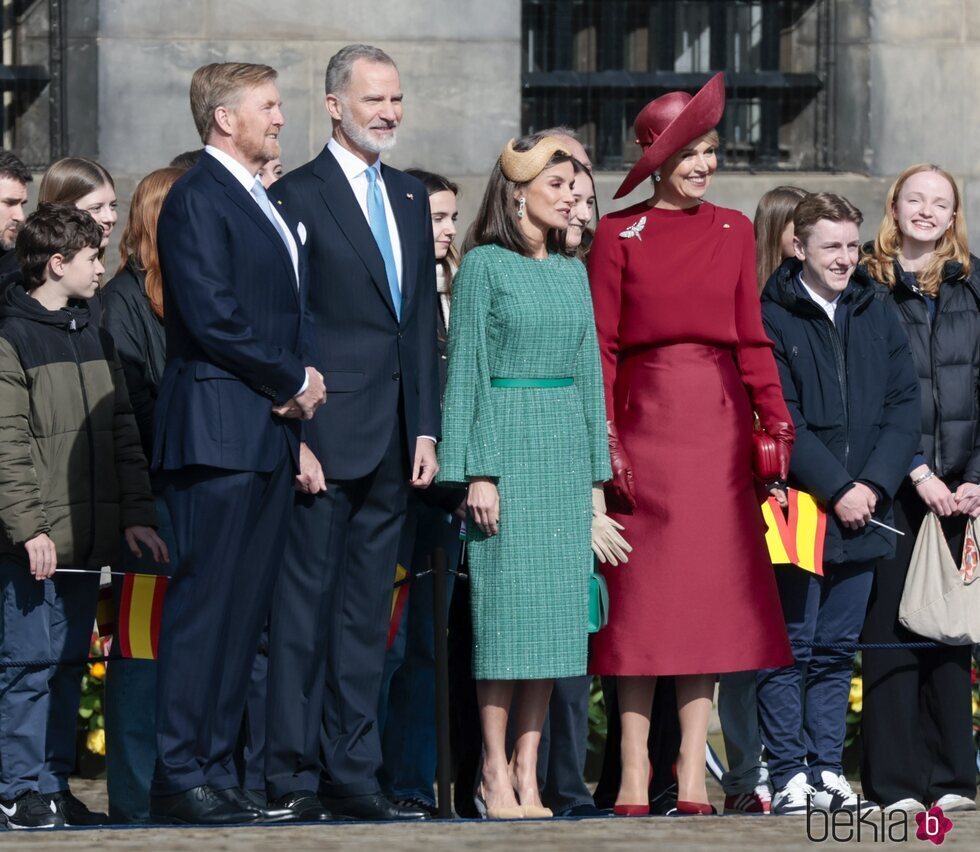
[
  {"x1": 149, "y1": 62, "x2": 326, "y2": 825},
  {"x1": 265, "y1": 44, "x2": 440, "y2": 822}
]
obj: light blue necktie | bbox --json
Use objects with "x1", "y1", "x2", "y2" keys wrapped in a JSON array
[
  {"x1": 365, "y1": 166, "x2": 401, "y2": 319},
  {"x1": 250, "y1": 179, "x2": 291, "y2": 252}
]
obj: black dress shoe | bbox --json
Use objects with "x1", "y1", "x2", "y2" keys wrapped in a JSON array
[
  {"x1": 212, "y1": 787, "x2": 294, "y2": 823},
  {"x1": 323, "y1": 792, "x2": 428, "y2": 821},
  {"x1": 268, "y1": 791, "x2": 334, "y2": 822},
  {"x1": 149, "y1": 785, "x2": 260, "y2": 825},
  {"x1": 393, "y1": 796, "x2": 439, "y2": 818}
]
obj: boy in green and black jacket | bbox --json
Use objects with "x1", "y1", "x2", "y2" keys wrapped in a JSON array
[{"x1": 0, "y1": 204, "x2": 168, "y2": 829}]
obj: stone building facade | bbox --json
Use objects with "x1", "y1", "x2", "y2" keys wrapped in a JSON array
[{"x1": 6, "y1": 1, "x2": 980, "y2": 243}]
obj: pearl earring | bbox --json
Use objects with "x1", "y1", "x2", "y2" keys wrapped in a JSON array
[{"x1": 517, "y1": 196, "x2": 526, "y2": 218}]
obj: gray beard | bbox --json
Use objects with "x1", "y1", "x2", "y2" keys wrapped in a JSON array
[{"x1": 340, "y1": 110, "x2": 397, "y2": 154}]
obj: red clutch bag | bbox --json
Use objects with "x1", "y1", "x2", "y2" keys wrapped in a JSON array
[{"x1": 753, "y1": 426, "x2": 782, "y2": 482}]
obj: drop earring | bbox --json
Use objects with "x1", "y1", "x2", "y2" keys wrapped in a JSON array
[{"x1": 517, "y1": 196, "x2": 526, "y2": 218}]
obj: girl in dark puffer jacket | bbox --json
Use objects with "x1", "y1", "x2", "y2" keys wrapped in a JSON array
[{"x1": 860, "y1": 164, "x2": 980, "y2": 815}]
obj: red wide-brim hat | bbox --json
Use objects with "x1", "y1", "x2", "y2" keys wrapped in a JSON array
[{"x1": 613, "y1": 72, "x2": 726, "y2": 199}]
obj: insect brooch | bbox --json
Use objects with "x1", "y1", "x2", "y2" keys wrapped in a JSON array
[{"x1": 619, "y1": 215, "x2": 646, "y2": 241}]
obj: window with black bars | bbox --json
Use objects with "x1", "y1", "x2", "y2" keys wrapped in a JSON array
[
  {"x1": 522, "y1": 0, "x2": 835, "y2": 172},
  {"x1": 1, "y1": 0, "x2": 64, "y2": 169}
]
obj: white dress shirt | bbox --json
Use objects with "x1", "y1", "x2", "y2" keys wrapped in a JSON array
[
  {"x1": 204, "y1": 145, "x2": 299, "y2": 285},
  {"x1": 326, "y1": 136, "x2": 403, "y2": 291},
  {"x1": 204, "y1": 145, "x2": 306, "y2": 396},
  {"x1": 798, "y1": 273, "x2": 842, "y2": 323}
]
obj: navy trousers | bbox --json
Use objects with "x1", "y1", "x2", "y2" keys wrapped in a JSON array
[
  {"x1": 0, "y1": 559, "x2": 99, "y2": 800},
  {"x1": 105, "y1": 494, "x2": 177, "y2": 822},
  {"x1": 538, "y1": 676, "x2": 593, "y2": 813},
  {"x1": 756, "y1": 561, "x2": 874, "y2": 789},
  {"x1": 152, "y1": 457, "x2": 293, "y2": 796},
  {"x1": 266, "y1": 420, "x2": 408, "y2": 799}
]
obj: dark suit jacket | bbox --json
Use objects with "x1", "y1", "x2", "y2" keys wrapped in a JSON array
[
  {"x1": 271, "y1": 143, "x2": 440, "y2": 480},
  {"x1": 152, "y1": 153, "x2": 310, "y2": 473}
]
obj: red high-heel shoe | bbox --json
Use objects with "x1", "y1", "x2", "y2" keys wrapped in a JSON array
[
  {"x1": 613, "y1": 765, "x2": 654, "y2": 816},
  {"x1": 668, "y1": 800, "x2": 718, "y2": 816}
]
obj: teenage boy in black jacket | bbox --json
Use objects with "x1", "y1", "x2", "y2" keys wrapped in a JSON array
[{"x1": 756, "y1": 193, "x2": 920, "y2": 816}]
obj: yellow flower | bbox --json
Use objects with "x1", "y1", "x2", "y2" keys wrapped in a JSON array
[
  {"x1": 851, "y1": 700, "x2": 862, "y2": 714},
  {"x1": 973, "y1": 695, "x2": 978, "y2": 716},
  {"x1": 86, "y1": 728, "x2": 106, "y2": 756},
  {"x1": 89, "y1": 662, "x2": 106, "y2": 680},
  {"x1": 849, "y1": 676, "x2": 863, "y2": 708}
]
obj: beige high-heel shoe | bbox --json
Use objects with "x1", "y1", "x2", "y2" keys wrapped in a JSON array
[
  {"x1": 474, "y1": 785, "x2": 524, "y2": 820},
  {"x1": 520, "y1": 803, "x2": 553, "y2": 818}
]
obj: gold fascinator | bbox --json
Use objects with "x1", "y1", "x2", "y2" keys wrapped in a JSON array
[{"x1": 499, "y1": 136, "x2": 570, "y2": 183}]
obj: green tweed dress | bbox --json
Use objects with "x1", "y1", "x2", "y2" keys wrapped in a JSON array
[{"x1": 437, "y1": 243, "x2": 610, "y2": 679}]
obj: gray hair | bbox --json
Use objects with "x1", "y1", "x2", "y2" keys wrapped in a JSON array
[
  {"x1": 538, "y1": 125, "x2": 580, "y2": 140},
  {"x1": 324, "y1": 44, "x2": 397, "y2": 96}
]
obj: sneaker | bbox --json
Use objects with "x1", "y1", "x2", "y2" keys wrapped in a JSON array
[
  {"x1": 882, "y1": 798, "x2": 925, "y2": 815},
  {"x1": 771, "y1": 773, "x2": 815, "y2": 816},
  {"x1": 0, "y1": 791, "x2": 64, "y2": 829},
  {"x1": 47, "y1": 790, "x2": 109, "y2": 826},
  {"x1": 811, "y1": 771, "x2": 878, "y2": 814},
  {"x1": 931, "y1": 794, "x2": 976, "y2": 813},
  {"x1": 724, "y1": 784, "x2": 772, "y2": 815}
]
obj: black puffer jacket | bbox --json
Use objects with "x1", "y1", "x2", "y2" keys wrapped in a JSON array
[
  {"x1": 870, "y1": 258, "x2": 980, "y2": 485},
  {"x1": 761, "y1": 259, "x2": 921, "y2": 564}
]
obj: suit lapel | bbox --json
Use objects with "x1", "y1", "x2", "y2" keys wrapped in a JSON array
[
  {"x1": 384, "y1": 166, "x2": 417, "y2": 316},
  {"x1": 313, "y1": 147, "x2": 398, "y2": 320},
  {"x1": 205, "y1": 157, "x2": 299, "y2": 304}
]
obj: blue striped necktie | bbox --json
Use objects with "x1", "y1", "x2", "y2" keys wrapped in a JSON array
[{"x1": 365, "y1": 166, "x2": 401, "y2": 319}]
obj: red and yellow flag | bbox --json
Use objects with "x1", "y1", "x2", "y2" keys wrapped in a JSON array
[
  {"x1": 761, "y1": 488, "x2": 827, "y2": 576},
  {"x1": 387, "y1": 563, "x2": 410, "y2": 651},
  {"x1": 116, "y1": 573, "x2": 168, "y2": 660}
]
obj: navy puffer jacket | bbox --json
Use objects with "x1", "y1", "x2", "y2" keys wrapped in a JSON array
[{"x1": 760, "y1": 259, "x2": 921, "y2": 564}]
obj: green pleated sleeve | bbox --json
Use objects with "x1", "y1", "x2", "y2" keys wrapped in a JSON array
[
  {"x1": 437, "y1": 250, "x2": 499, "y2": 485},
  {"x1": 571, "y1": 261, "x2": 613, "y2": 483}
]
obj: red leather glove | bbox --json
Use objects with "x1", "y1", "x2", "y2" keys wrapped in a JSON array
[
  {"x1": 765, "y1": 420, "x2": 794, "y2": 481},
  {"x1": 606, "y1": 421, "x2": 636, "y2": 512}
]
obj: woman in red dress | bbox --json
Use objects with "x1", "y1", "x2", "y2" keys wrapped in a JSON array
[{"x1": 588, "y1": 74, "x2": 795, "y2": 815}]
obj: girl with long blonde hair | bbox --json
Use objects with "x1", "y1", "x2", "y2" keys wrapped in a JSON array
[{"x1": 859, "y1": 163, "x2": 980, "y2": 815}]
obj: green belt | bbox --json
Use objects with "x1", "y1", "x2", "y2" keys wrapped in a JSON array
[{"x1": 489, "y1": 377, "x2": 574, "y2": 388}]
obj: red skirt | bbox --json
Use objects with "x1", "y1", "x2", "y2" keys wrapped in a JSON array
[{"x1": 590, "y1": 343, "x2": 793, "y2": 675}]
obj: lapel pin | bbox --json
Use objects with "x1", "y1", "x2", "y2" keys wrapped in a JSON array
[
  {"x1": 722, "y1": 223, "x2": 731, "y2": 228},
  {"x1": 406, "y1": 192, "x2": 414, "y2": 200}
]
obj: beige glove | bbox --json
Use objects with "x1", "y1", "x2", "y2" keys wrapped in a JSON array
[{"x1": 592, "y1": 486, "x2": 632, "y2": 566}]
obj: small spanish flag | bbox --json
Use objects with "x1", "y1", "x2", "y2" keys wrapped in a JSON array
[
  {"x1": 761, "y1": 488, "x2": 827, "y2": 576},
  {"x1": 387, "y1": 563, "x2": 410, "y2": 651},
  {"x1": 116, "y1": 573, "x2": 168, "y2": 660}
]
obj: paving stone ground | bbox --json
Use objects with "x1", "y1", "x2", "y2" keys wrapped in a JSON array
[{"x1": 8, "y1": 779, "x2": 978, "y2": 850}]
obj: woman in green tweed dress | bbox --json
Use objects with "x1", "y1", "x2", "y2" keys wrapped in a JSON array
[{"x1": 437, "y1": 135, "x2": 620, "y2": 819}]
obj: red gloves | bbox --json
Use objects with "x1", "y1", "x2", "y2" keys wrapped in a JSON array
[
  {"x1": 766, "y1": 419, "x2": 794, "y2": 481},
  {"x1": 606, "y1": 421, "x2": 636, "y2": 512}
]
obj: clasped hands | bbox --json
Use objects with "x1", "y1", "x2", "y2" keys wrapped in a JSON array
[
  {"x1": 910, "y1": 464, "x2": 980, "y2": 518},
  {"x1": 272, "y1": 366, "x2": 327, "y2": 420}
]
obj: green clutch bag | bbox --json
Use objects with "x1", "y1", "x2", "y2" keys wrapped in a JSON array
[{"x1": 588, "y1": 560, "x2": 609, "y2": 633}]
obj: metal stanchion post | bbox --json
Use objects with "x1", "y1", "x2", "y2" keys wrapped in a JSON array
[{"x1": 432, "y1": 547, "x2": 452, "y2": 818}]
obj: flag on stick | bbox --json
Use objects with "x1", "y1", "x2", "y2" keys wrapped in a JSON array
[{"x1": 761, "y1": 488, "x2": 827, "y2": 576}]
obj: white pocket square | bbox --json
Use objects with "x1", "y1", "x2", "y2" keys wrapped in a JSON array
[{"x1": 297, "y1": 222, "x2": 307, "y2": 245}]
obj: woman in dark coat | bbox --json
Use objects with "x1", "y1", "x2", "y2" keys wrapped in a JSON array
[
  {"x1": 859, "y1": 164, "x2": 980, "y2": 815},
  {"x1": 100, "y1": 166, "x2": 184, "y2": 823}
]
